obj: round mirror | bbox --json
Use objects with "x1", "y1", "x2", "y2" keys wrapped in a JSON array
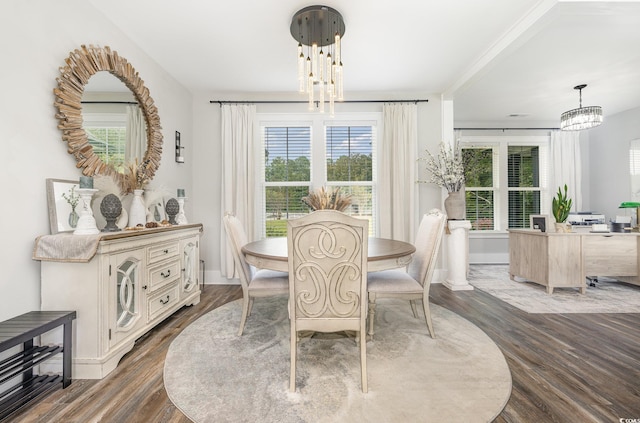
[
  {"x1": 82, "y1": 73, "x2": 147, "y2": 171},
  {"x1": 54, "y1": 45, "x2": 162, "y2": 193}
]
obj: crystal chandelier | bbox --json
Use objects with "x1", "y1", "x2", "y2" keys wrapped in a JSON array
[
  {"x1": 560, "y1": 84, "x2": 603, "y2": 131},
  {"x1": 290, "y1": 5, "x2": 345, "y2": 116}
]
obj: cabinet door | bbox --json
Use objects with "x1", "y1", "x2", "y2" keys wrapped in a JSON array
[
  {"x1": 110, "y1": 250, "x2": 145, "y2": 347},
  {"x1": 180, "y1": 237, "x2": 199, "y2": 297}
]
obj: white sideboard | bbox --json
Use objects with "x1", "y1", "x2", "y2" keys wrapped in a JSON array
[{"x1": 38, "y1": 224, "x2": 202, "y2": 379}]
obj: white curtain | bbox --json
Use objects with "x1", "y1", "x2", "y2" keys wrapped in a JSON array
[
  {"x1": 549, "y1": 130, "x2": 582, "y2": 213},
  {"x1": 379, "y1": 103, "x2": 418, "y2": 242},
  {"x1": 125, "y1": 105, "x2": 147, "y2": 163},
  {"x1": 220, "y1": 104, "x2": 257, "y2": 278}
]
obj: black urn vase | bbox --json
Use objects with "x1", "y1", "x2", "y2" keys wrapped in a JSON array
[
  {"x1": 100, "y1": 194, "x2": 122, "y2": 232},
  {"x1": 165, "y1": 198, "x2": 180, "y2": 225}
]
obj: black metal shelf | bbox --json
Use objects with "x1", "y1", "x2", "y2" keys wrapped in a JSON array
[{"x1": 0, "y1": 311, "x2": 76, "y2": 421}]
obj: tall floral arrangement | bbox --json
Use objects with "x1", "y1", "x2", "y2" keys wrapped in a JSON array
[
  {"x1": 418, "y1": 141, "x2": 465, "y2": 193},
  {"x1": 122, "y1": 158, "x2": 152, "y2": 194}
]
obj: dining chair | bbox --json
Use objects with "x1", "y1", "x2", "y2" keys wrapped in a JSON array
[
  {"x1": 288, "y1": 210, "x2": 369, "y2": 393},
  {"x1": 367, "y1": 209, "x2": 446, "y2": 339},
  {"x1": 222, "y1": 213, "x2": 289, "y2": 336}
]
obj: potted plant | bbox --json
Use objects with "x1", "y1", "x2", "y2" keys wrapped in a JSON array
[{"x1": 552, "y1": 184, "x2": 572, "y2": 232}]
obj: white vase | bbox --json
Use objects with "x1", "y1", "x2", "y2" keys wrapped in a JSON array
[
  {"x1": 128, "y1": 189, "x2": 146, "y2": 227},
  {"x1": 444, "y1": 191, "x2": 465, "y2": 220}
]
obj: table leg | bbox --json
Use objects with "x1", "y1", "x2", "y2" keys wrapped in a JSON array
[{"x1": 62, "y1": 320, "x2": 73, "y2": 388}]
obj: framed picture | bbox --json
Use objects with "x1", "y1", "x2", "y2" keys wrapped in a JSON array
[
  {"x1": 149, "y1": 198, "x2": 167, "y2": 222},
  {"x1": 46, "y1": 178, "x2": 80, "y2": 234},
  {"x1": 529, "y1": 214, "x2": 551, "y2": 233}
]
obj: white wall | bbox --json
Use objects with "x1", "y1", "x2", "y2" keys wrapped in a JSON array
[
  {"x1": 0, "y1": 0, "x2": 193, "y2": 321},
  {"x1": 589, "y1": 106, "x2": 640, "y2": 221},
  {"x1": 191, "y1": 93, "x2": 444, "y2": 283}
]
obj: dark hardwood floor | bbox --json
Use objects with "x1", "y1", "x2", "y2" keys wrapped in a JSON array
[{"x1": 8, "y1": 281, "x2": 640, "y2": 423}]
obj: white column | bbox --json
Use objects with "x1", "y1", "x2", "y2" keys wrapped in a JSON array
[{"x1": 444, "y1": 220, "x2": 473, "y2": 291}]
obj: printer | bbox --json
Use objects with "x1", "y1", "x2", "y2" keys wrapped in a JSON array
[{"x1": 567, "y1": 212, "x2": 605, "y2": 226}]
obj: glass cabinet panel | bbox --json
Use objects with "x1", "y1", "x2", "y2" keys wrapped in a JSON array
[{"x1": 116, "y1": 259, "x2": 139, "y2": 327}]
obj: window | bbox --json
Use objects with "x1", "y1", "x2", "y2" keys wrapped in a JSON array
[
  {"x1": 85, "y1": 127, "x2": 126, "y2": 167},
  {"x1": 83, "y1": 112, "x2": 127, "y2": 169},
  {"x1": 259, "y1": 114, "x2": 378, "y2": 237},
  {"x1": 461, "y1": 136, "x2": 548, "y2": 231}
]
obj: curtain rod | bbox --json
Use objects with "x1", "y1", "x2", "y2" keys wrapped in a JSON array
[
  {"x1": 455, "y1": 127, "x2": 559, "y2": 131},
  {"x1": 81, "y1": 101, "x2": 138, "y2": 105},
  {"x1": 211, "y1": 99, "x2": 428, "y2": 106}
]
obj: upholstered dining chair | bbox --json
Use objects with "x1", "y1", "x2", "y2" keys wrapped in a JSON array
[
  {"x1": 222, "y1": 213, "x2": 289, "y2": 336},
  {"x1": 367, "y1": 209, "x2": 447, "y2": 339},
  {"x1": 288, "y1": 210, "x2": 369, "y2": 393}
]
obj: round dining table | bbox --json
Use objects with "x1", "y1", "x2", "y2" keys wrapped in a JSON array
[{"x1": 241, "y1": 237, "x2": 416, "y2": 273}]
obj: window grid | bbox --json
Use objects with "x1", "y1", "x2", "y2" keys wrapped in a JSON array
[
  {"x1": 259, "y1": 116, "x2": 378, "y2": 238},
  {"x1": 461, "y1": 137, "x2": 548, "y2": 231}
]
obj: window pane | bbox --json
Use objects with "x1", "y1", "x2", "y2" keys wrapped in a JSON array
[
  {"x1": 86, "y1": 127, "x2": 126, "y2": 167},
  {"x1": 466, "y1": 190, "x2": 494, "y2": 230},
  {"x1": 264, "y1": 127, "x2": 311, "y2": 182},
  {"x1": 463, "y1": 148, "x2": 493, "y2": 187},
  {"x1": 508, "y1": 190, "x2": 540, "y2": 228},
  {"x1": 265, "y1": 186, "x2": 310, "y2": 237},
  {"x1": 508, "y1": 146, "x2": 539, "y2": 188},
  {"x1": 328, "y1": 184, "x2": 374, "y2": 234},
  {"x1": 326, "y1": 126, "x2": 373, "y2": 182}
]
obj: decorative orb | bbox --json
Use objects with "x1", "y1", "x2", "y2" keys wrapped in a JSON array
[
  {"x1": 165, "y1": 198, "x2": 180, "y2": 225},
  {"x1": 100, "y1": 194, "x2": 122, "y2": 232}
]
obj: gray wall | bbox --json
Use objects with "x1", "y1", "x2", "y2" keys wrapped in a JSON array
[
  {"x1": 0, "y1": 0, "x2": 193, "y2": 320},
  {"x1": 588, "y1": 106, "x2": 640, "y2": 222}
]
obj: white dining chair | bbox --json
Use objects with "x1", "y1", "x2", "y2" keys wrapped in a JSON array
[
  {"x1": 288, "y1": 210, "x2": 369, "y2": 393},
  {"x1": 223, "y1": 213, "x2": 289, "y2": 336},
  {"x1": 367, "y1": 209, "x2": 446, "y2": 339}
]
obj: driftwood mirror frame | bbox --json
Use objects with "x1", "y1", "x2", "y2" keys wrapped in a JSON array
[{"x1": 53, "y1": 45, "x2": 162, "y2": 193}]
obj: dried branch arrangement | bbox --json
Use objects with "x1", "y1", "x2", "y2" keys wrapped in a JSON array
[
  {"x1": 302, "y1": 186, "x2": 352, "y2": 212},
  {"x1": 121, "y1": 159, "x2": 152, "y2": 194},
  {"x1": 53, "y1": 44, "x2": 163, "y2": 193}
]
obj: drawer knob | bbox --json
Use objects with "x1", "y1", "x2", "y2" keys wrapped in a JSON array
[
  {"x1": 142, "y1": 285, "x2": 148, "y2": 290},
  {"x1": 161, "y1": 270, "x2": 171, "y2": 278},
  {"x1": 163, "y1": 249, "x2": 169, "y2": 254},
  {"x1": 159, "y1": 295, "x2": 170, "y2": 305}
]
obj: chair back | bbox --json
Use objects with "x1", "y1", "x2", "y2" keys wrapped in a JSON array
[
  {"x1": 407, "y1": 209, "x2": 447, "y2": 288},
  {"x1": 222, "y1": 213, "x2": 254, "y2": 289},
  {"x1": 287, "y1": 210, "x2": 368, "y2": 333}
]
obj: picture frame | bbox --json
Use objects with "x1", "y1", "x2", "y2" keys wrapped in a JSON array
[
  {"x1": 529, "y1": 214, "x2": 551, "y2": 233},
  {"x1": 46, "y1": 178, "x2": 80, "y2": 234},
  {"x1": 149, "y1": 197, "x2": 167, "y2": 222}
]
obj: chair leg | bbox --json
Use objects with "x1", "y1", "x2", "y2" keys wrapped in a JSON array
[
  {"x1": 238, "y1": 295, "x2": 250, "y2": 336},
  {"x1": 410, "y1": 299, "x2": 419, "y2": 318},
  {"x1": 422, "y1": 296, "x2": 436, "y2": 339},
  {"x1": 367, "y1": 293, "x2": 377, "y2": 339},
  {"x1": 290, "y1": 328, "x2": 297, "y2": 392},
  {"x1": 248, "y1": 297, "x2": 255, "y2": 316},
  {"x1": 360, "y1": 329, "x2": 368, "y2": 393}
]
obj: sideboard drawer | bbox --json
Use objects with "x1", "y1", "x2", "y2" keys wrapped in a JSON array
[
  {"x1": 148, "y1": 259, "x2": 181, "y2": 292},
  {"x1": 147, "y1": 283, "x2": 180, "y2": 322},
  {"x1": 148, "y1": 242, "x2": 179, "y2": 264}
]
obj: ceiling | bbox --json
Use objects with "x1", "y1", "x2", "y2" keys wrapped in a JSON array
[{"x1": 88, "y1": 0, "x2": 640, "y2": 128}]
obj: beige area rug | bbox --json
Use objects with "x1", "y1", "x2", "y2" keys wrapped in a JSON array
[
  {"x1": 164, "y1": 297, "x2": 511, "y2": 423},
  {"x1": 469, "y1": 264, "x2": 640, "y2": 313}
]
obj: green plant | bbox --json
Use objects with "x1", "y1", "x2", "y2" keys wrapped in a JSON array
[
  {"x1": 61, "y1": 185, "x2": 79, "y2": 211},
  {"x1": 552, "y1": 184, "x2": 572, "y2": 223}
]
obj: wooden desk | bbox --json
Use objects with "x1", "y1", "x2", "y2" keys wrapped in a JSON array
[
  {"x1": 242, "y1": 237, "x2": 416, "y2": 273},
  {"x1": 508, "y1": 229, "x2": 638, "y2": 294}
]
